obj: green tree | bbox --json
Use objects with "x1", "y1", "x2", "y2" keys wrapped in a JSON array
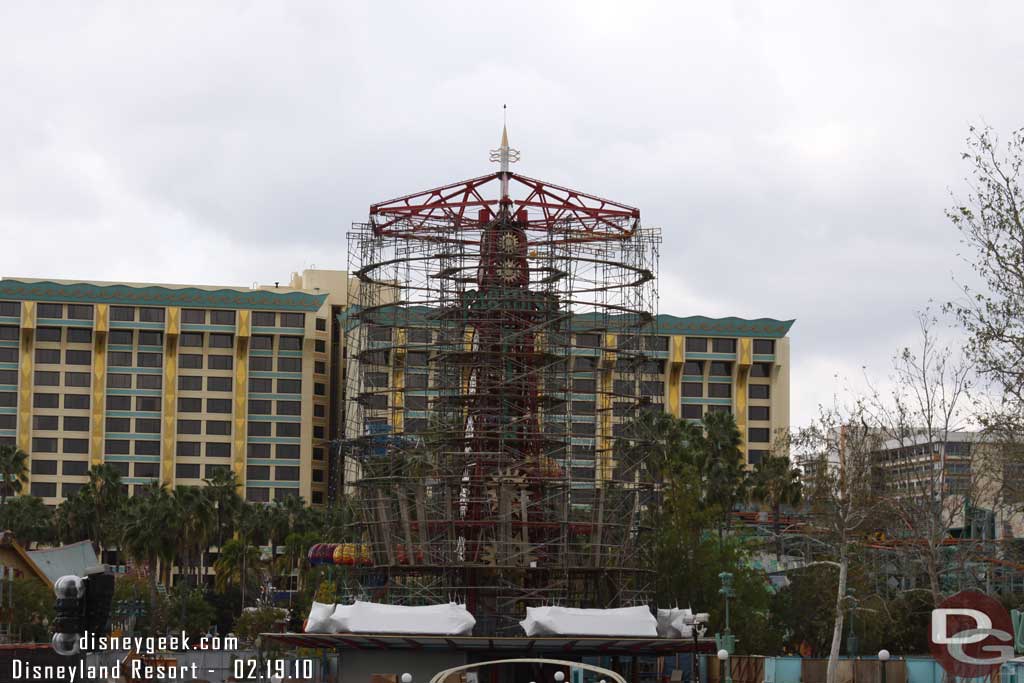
[
  {"x1": 213, "y1": 538, "x2": 263, "y2": 600},
  {"x1": 204, "y1": 468, "x2": 243, "y2": 548},
  {"x1": 121, "y1": 484, "x2": 179, "y2": 609},
  {"x1": 173, "y1": 486, "x2": 215, "y2": 586},
  {"x1": 0, "y1": 495, "x2": 54, "y2": 546},
  {"x1": 0, "y1": 444, "x2": 29, "y2": 504},
  {"x1": 750, "y1": 453, "x2": 803, "y2": 558},
  {"x1": 165, "y1": 585, "x2": 217, "y2": 638},
  {"x1": 8, "y1": 577, "x2": 55, "y2": 642}
]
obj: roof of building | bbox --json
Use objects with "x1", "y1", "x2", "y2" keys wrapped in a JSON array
[
  {"x1": 0, "y1": 532, "x2": 54, "y2": 586},
  {"x1": 0, "y1": 278, "x2": 328, "y2": 312},
  {"x1": 26, "y1": 540, "x2": 99, "y2": 585},
  {"x1": 340, "y1": 305, "x2": 794, "y2": 338},
  {"x1": 261, "y1": 632, "x2": 714, "y2": 656}
]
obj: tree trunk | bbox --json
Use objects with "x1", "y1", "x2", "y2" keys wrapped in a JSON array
[
  {"x1": 774, "y1": 502, "x2": 782, "y2": 560},
  {"x1": 827, "y1": 550, "x2": 848, "y2": 683},
  {"x1": 147, "y1": 556, "x2": 159, "y2": 610}
]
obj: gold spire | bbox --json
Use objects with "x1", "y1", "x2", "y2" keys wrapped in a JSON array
[{"x1": 501, "y1": 124, "x2": 509, "y2": 148}]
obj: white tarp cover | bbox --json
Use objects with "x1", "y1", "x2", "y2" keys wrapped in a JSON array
[
  {"x1": 520, "y1": 606, "x2": 658, "y2": 637},
  {"x1": 304, "y1": 601, "x2": 473, "y2": 635},
  {"x1": 657, "y1": 608, "x2": 692, "y2": 638}
]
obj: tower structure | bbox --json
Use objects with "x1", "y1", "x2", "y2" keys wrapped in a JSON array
[{"x1": 341, "y1": 128, "x2": 661, "y2": 634}]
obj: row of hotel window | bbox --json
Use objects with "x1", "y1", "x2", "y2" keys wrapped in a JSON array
[
  {"x1": 28, "y1": 438, "x2": 313, "y2": 459},
  {"x1": 365, "y1": 326, "x2": 777, "y2": 355},
  {"x1": 0, "y1": 377, "x2": 322, "y2": 405},
  {"x1": 4, "y1": 348, "x2": 312, "y2": 373},
  {"x1": 0, "y1": 301, "x2": 307, "y2": 328}
]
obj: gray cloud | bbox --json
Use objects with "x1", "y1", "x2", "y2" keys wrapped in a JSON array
[{"x1": 3, "y1": 1, "x2": 1021, "y2": 426}]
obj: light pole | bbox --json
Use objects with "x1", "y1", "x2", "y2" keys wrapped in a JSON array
[
  {"x1": 716, "y1": 572, "x2": 736, "y2": 661},
  {"x1": 717, "y1": 649, "x2": 731, "y2": 683},
  {"x1": 878, "y1": 649, "x2": 890, "y2": 683},
  {"x1": 683, "y1": 612, "x2": 709, "y2": 683}
]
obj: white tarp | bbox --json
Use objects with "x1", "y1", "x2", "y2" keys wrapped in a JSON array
[
  {"x1": 305, "y1": 601, "x2": 475, "y2": 635},
  {"x1": 657, "y1": 607, "x2": 692, "y2": 638},
  {"x1": 520, "y1": 605, "x2": 658, "y2": 637}
]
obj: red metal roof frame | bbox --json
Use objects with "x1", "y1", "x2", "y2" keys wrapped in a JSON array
[{"x1": 369, "y1": 172, "x2": 640, "y2": 243}]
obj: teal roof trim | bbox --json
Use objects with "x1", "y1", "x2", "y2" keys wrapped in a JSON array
[
  {"x1": 339, "y1": 305, "x2": 794, "y2": 338},
  {"x1": 0, "y1": 280, "x2": 327, "y2": 312}
]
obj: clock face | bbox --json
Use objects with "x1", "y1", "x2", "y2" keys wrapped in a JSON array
[
  {"x1": 498, "y1": 259, "x2": 519, "y2": 283},
  {"x1": 498, "y1": 232, "x2": 521, "y2": 254}
]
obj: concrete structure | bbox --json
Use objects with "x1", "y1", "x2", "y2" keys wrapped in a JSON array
[{"x1": 0, "y1": 277, "x2": 333, "y2": 506}]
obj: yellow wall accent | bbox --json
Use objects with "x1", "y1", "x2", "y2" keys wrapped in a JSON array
[
  {"x1": 666, "y1": 335, "x2": 684, "y2": 419},
  {"x1": 597, "y1": 334, "x2": 617, "y2": 482},
  {"x1": 90, "y1": 304, "x2": 108, "y2": 467},
  {"x1": 161, "y1": 307, "x2": 180, "y2": 485},
  {"x1": 736, "y1": 337, "x2": 752, "y2": 464},
  {"x1": 233, "y1": 310, "x2": 250, "y2": 487},
  {"x1": 17, "y1": 302, "x2": 35, "y2": 483},
  {"x1": 392, "y1": 328, "x2": 406, "y2": 432}
]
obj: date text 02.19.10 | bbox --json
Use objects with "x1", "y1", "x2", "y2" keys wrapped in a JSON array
[{"x1": 234, "y1": 658, "x2": 314, "y2": 680}]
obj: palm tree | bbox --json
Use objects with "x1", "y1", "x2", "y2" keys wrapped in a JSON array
[
  {"x1": 213, "y1": 538, "x2": 262, "y2": 598},
  {"x1": 121, "y1": 484, "x2": 179, "y2": 608},
  {"x1": 203, "y1": 468, "x2": 243, "y2": 548},
  {"x1": 84, "y1": 464, "x2": 127, "y2": 555},
  {"x1": 751, "y1": 453, "x2": 803, "y2": 558},
  {"x1": 0, "y1": 494, "x2": 54, "y2": 546},
  {"x1": 700, "y1": 410, "x2": 748, "y2": 539},
  {"x1": 0, "y1": 445, "x2": 29, "y2": 504},
  {"x1": 172, "y1": 486, "x2": 215, "y2": 586}
]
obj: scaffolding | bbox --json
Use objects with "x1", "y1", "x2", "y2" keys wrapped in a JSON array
[{"x1": 336, "y1": 136, "x2": 661, "y2": 635}]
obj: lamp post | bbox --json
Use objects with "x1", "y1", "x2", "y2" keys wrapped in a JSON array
[
  {"x1": 717, "y1": 649, "x2": 731, "y2": 683},
  {"x1": 716, "y1": 572, "x2": 736, "y2": 661},
  {"x1": 878, "y1": 649, "x2": 890, "y2": 683},
  {"x1": 683, "y1": 612, "x2": 709, "y2": 683}
]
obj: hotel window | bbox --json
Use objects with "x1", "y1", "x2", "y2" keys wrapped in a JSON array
[
  {"x1": 280, "y1": 313, "x2": 304, "y2": 328},
  {"x1": 749, "y1": 384, "x2": 770, "y2": 399},
  {"x1": 208, "y1": 355, "x2": 233, "y2": 370},
  {"x1": 205, "y1": 463, "x2": 229, "y2": 478},
  {"x1": 406, "y1": 395, "x2": 428, "y2": 410},
  {"x1": 314, "y1": 361, "x2": 326, "y2": 374},
  {"x1": 641, "y1": 360, "x2": 663, "y2": 374},
  {"x1": 209, "y1": 333, "x2": 233, "y2": 348},
  {"x1": 67, "y1": 328, "x2": 92, "y2": 344},
  {"x1": 276, "y1": 466, "x2": 299, "y2": 481},
  {"x1": 277, "y1": 401, "x2": 301, "y2": 415},
  {"x1": 33, "y1": 393, "x2": 59, "y2": 409},
  {"x1": 64, "y1": 439, "x2": 89, "y2": 454},
  {"x1": 34, "y1": 371, "x2": 59, "y2": 387},
  {"x1": 407, "y1": 351, "x2": 428, "y2": 367},
  {"x1": 177, "y1": 441, "x2": 201, "y2": 457},
  {"x1": 37, "y1": 304, "x2": 63, "y2": 318},
  {"x1": 247, "y1": 443, "x2": 271, "y2": 458},
  {"x1": 641, "y1": 381, "x2": 664, "y2": 396},
  {"x1": 64, "y1": 416, "x2": 89, "y2": 432},
  {"x1": 137, "y1": 375, "x2": 162, "y2": 390},
  {"x1": 313, "y1": 403, "x2": 326, "y2": 417},
  {"x1": 708, "y1": 404, "x2": 731, "y2": 414},
  {"x1": 207, "y1": 398, "x2": 232, "y2": 413},
  {"x1": 207, "y1": 442, "x2": 231, "y2": 458},
  {"x1": 252, "y1": 312, "x2": 276, "y2": 327},
  {"x1": 176, "y1": 464, "x2": 201, "y2": 479},
  {"x1": 181, "y1": 333, "x2": 203, "y2": 347},
  {"x1": 33, "y1": 415, "x2": 59, "y2": 430},
  {"x1": 64, "y1": 394, "x2": 90, "y2": 409},
  {"x1": 408, "y1": 328, "x2": 431, "y2": 343},
  {"x1": 182, "y1": 309, "x2": 205, "y2": 324},
  {"x1": 38, "y1": 327, "x2": 63, "y2": 343},
  {"x1": 313, "y1": 469, "x2": 324, "y2": 483},
  {"x1": 250, "y1": 357, "x2": 273, "y2": 371},
  {"x1": 247, "y1": 465, "x2": 270, "y2": 480},
  {"x1": 0, "y1": 369, "x2": 15, "y2": 384},
  {"x1": 30, "y1": 482, "x2": 57, "y2": 498},
  {"x1": 573, "y1": 378, "x2": 596, "y2": 392},
  {"x1": 178, "y1": 375, "x2": 202, "y2": 391},
  {"x1": 134, "y1": 462, "x2": 159, "y2": 478},
  {"x1": 0, "y1": 348, "x2": 16, "y2": 363},
  {"x1": 0, "y1": 415, "x2": 14, "y2": 429},
  {"x1": 315, "y1": 340, "x2": 326, "y2": 353},
  {"x1": 712, "y1": 338, "x2": 737, "y2": 353},
  {"x1": 406, "y1": 373, "x2": 428, "y2": 389},
  {"x1": 178, "y1": 397, "x2": 202, "y2": 412},
  {"x1": 138, "y1": 307, "x2": 164, "y2": 323},
  {"x1": 644, "y1": 336, "x2": 669, "y2": 351},
  {"x1": 683, "y1": 361, "x2": 703, "y2": 375},
  {"x1": 278, "y1": 379, "x2": 301, "y2": 394},
  {"x1": 105, "y1": 441, "x2": 130, "y2": 455},
  {"x1": 178, "y1": 420, "x2": 201, "y2": 435},
  {"x1": 0, "y1": 301, "x2": 20, "y2": 316},
  {"x1": 709, "y1": 362, "x2": 732, "y2": 376},
  {"x1": 749, "y1": 406, "x2": 770, "y2": 421},
  {"x1": 682, "y1": 382, "x2": 703, "y2": 398},
  {"x1": 249, "y1": 400, "x2": 272, "y2": 415},
  {"x1": 32, "y1": 459, "x2": 58, "y2": 475},
  {"x1": 574, "y1": 356, "x2": 596, "y2": 372},
  {"x1": 249, "y1": 378, "x2": 272, "y2": 392},
  {"x1": 138, "y1": 331, "x2": 163, "y2": 346},
  {"x1": 65, "y1": 349, "x2": 92, "y2": 365},
  {"x1": 35, "y1": 348, "x2": 61, "y2": 364},
  {"x1": 682, "y1": 405, "x2": 703, "y2": 419},
  {"x1": 136, "y1": 352, "x2": 161, "y2": 367},
  {"x1": 207, "y1": 376, "x2": 231, "y2": 392},
  {"x1": 251, "y1": 335, "x2": 272, "y2": 350},
  {"x1": 111, "y1": 306, "x2": 135, "y2": 321},
  {"x1": 753, "y1": 339, "x2": 775, "y2": 354},
  {"x1": 109, "y1": 330, "x2": 132, "y2": 345},
  {"x1": 279, "y1": 336, "x2": 302, "y2": 351},
  {"x1": 278, "y1": 357, "x2": 302, "y2": 372},
  {"x1": 206, "y1": 420, "x2": 231, "y2": 435},
  {"x1": 748, "y1": 450, "x2": 768, "y2": 465},
  {"x1": 106, "y1": 396, "x2": 131, "y2": 410},
  {"x1": 749, "y1": 428, "x2": 771, "y2": 443},
  {"x1": 313, "y1": 425, "x2": 325, "y2": 439},
  {"x1": 708, "y1": 383, "x2": 732, "y2": 399},
  {"x1": 316, "y1": 318, "x2": 327, "y2": 331},
  {"x1": 312, "y1": 382, "x2": 324, "y2": 396},
  {"x1": 105, "y1": 417, "x2": 130, "y2": 432},
  {"x1": 135, "y1": 441, "x2": 160, "y2": 455},
  {"x1": 108, "y1": 351, "x2": 133, "y2": 367},
  {"x1": 248, "y1": 422, "x2": 272, "y2": 437},
  {"x1": 32, "y1": 437, "x2": 58, "y2": 452},
  {"x1": 576, "y1": 333, "x2": 600, "y2": 348},
  {"x1": 63, "y1": 483, "x2": 83, "y2": 497},
  {"x1": 312, "y1": 447, "x2": 323, "y2": 461},
  {"x1": 65, "y1": 372, "x2": 90, "y2": 387},
  {"x1": 63, "y1": 460, "x2": 89, "y2": 475},
  {"x1": 210, "y1": 310, "x2": 235, "y2": 325},
  {"x1": 685, "y1": 337, "x2": 708, "y2": 353},
  {"x1": 133, "y1": 396, "x2": 159, "y2": 412},
  {"x1": 0, "y1": 326, "x2": 16, "y2": 341},
  {"x1": 247, "y1": 488, "x2": 270, "y2": 503},
  {"x1": 277, "y1": 422, "x2": 300, "y2": 437},
  {"x1": 750, "y1": 363, "x2": 772, "y2": 378}
]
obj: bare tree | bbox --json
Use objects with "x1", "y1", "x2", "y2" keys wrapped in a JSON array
[{"x1": 793, "y1": 401, "x2": 884, "y2": 683}]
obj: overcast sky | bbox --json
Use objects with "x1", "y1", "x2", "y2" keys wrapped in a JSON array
[{"x1": 3, "y1": 2, "x2": 1021, "y2": 427}]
